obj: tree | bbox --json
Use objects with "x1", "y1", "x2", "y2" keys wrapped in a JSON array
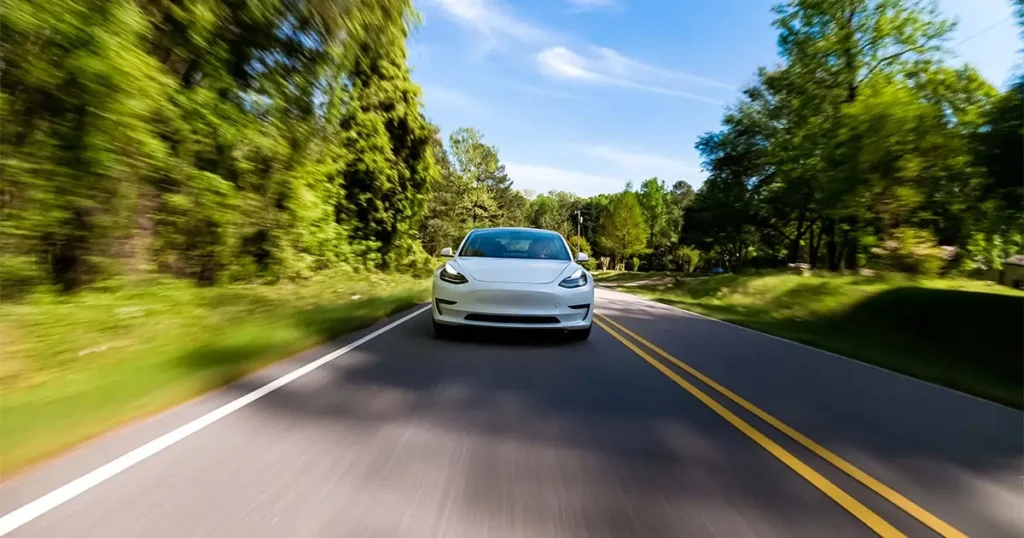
[
  {"x1": 665, "y1": 180, "x2": 695, "y2": 241},
  {"x1": 447, "y1": 127, "x2": 526, "y2": 226},
  {"x1": 1, "y1": 0, "x2": 171, "y2": 288},
  {"x1": 683, "y1": 0, "x2": 1009, "y2": 275},
  {"x1": 595, "y1": 193, "x2": 648, "y2": 267},
  {"x1": 419, "y1": 126, "x2": 511, "y2": 253},
  {"x1": 638, "y1": 178, "x2": 666, "y2": 247},
  {"x1": 674, "y1": 246, "x2": 701, "y2": 273},
  {"x1": 569, "y1": 235, "x2": 592, "y2": 259},
  {"x1": 1, "y1": 0, "x2": 435, "y2": 288},
  {"x1": 774, "y1": 0, "x2": 954, "y2": 105},
  {"x1": 975, "y1": 81, "x2": 1023, "y2": 218},
  {"x1": 771, "y1": 0, "x2": 956, "y2": 269},
  {"x1": 527, "y1": 190, "x2": 578, "y2": 238}
]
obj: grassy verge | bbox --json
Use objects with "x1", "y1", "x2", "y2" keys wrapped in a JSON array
[
  {"x1": 594, "y1": 271, "x2": 1024, "y2": 408},
  {"x1": 0, "y1": 272, "x2": 430, "y2": 476}
]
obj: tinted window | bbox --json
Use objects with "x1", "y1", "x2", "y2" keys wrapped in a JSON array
[{"x1": 459, "y1": 230, "x2": 571, "y2": 261}]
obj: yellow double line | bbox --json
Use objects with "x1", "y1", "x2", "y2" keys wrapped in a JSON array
[{"x1": 593, "y1": 313, "x2": 967, "y2": 538}]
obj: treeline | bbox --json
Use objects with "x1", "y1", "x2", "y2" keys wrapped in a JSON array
[
  {"x1": 426, "y1": 0, "x2": 1024, "y2": 276},
  {"x1": 684, "y1": 0, "x2": 1024, "y2": 274},
  {"x1": 3, "y1": 0, "x2": 1021, "y2": 294},
  {"x1": 417, "y1": 126, "x2": 697, "y2": 271},
  {"x1": 2, "y1": 0, "x2": 438, "y2": 292}
]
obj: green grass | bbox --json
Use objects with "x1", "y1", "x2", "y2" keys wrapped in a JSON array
[
  {"x1": 594, "y1": 270, "x2": 1024, "y2": 408},
  {"x1": 0, "y1": 272, "x2": 430, "y2": 475}
]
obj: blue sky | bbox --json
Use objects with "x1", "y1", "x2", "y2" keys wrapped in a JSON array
[{"x1": 409, "y1": 0, "x2": 1022, "y2": 197}]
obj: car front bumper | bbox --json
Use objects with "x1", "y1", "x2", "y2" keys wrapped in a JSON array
[{"x1": 432, "y1": 278, "x2": 594, "y2": 330}]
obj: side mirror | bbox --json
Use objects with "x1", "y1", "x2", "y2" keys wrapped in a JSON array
[
  {"x1": 576, "y1": 252, "x2": 589, "y2": 262},
  {"x1": 440, "y1": 247, "x2": 454, "y2": 257}
]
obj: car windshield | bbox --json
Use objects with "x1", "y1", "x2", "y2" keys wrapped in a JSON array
[{"x1": 459, "y1": 230, "x2": 571, "y2": 261}]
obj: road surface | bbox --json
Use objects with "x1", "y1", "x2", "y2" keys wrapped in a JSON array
[{"x1": 1, "y1": 287, "x2": 1020, "y2": 537}]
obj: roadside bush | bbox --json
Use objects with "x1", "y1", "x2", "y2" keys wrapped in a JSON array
[
  {"x1": 960, "y1": 231, "x2": 1024, "y2": 274},
  {"x1": 674, "y1": 246, "x2": 701, "y2": 273},
  {"x1": 569, "y1": 236, "x2": 591, "y2": 257},
  {"x1": 872, "y1": 227, "x2": 945, "y2": 276},
  {"x1": 630, "y1": 257, "x2": 641, "y2": 271},
  {"x1": 384, "y1": 235, "x2": 437, "y2": 278}
]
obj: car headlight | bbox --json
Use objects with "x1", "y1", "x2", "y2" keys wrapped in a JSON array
[
  {"x1": 558, "y1": 268, "x2": 588, "y2": 288},
  {"x1": 439, "y1": 262, "x2": 468, "y2": 284}
]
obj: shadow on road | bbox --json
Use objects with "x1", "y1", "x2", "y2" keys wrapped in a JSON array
[
  {"x1": 598, "y1": 292, "x2": 1024, "y2": 537},
  {"x1": 201, "y1": 307, "x2": 869, "y2": 537},
  {"x1": 189, "y1": 295, "x2": 1022, "y2": 537}
]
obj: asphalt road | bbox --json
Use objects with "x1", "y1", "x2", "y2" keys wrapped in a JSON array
[{"x1": 1, "y1": 287, "x2": 1020, "y2": 537}]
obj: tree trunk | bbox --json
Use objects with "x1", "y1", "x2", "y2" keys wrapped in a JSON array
[
  {"x1": 824, "y1": 218, "x2": 840, "y2": 271},
  {"x1": 836, "y1": 227, "x2": 849, "y2": 272},
  {"x1": 809, "y1": 222, "x2": 824, "y2": 269},
  {"x1": 843, "y1": 232, "x2": 859, "y2": 271},
  {"x1": 787, "y1": 211, "x2": 806, "y2": 264},
  {"x1": 843, "y1": 6, "x2": 859, "y2": 104}
]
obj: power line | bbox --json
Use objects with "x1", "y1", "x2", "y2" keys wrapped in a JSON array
[{"x1": 954, "y1": 16, "x2": 1012, "y2": 47}]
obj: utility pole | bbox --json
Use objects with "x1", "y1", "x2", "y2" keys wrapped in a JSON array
[{"x1": 574, "y1": 209, "x2": 583, "y2": 253}]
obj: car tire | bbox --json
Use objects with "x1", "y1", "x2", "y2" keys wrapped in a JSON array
[{"x1": 568, "y1": 325, "x2": 591, "y2": 342}]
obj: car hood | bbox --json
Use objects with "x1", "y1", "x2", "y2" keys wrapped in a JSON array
[{"x1": 455, "y1": 258, "x2": 572, "y2": 284}]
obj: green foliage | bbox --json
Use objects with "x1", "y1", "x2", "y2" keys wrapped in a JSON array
[
  {"x1": 418, "y1": 126, "x2": 526, "y2": 253},
  {"x1": 675, "y1": 246, "x2": 701, "y2": 273},
  {"x1": 638, "y1": 178, "x2": 667, "y2": 244},
  {"x1": 1, "y1": 0, "x2": 171, "y2": 289},
  {"x1": 528, "y1": 190, "x2": 579, "y2": 237},
  {"x1": 872, "y1": 227, "x2": 945, "y2": 275},
  {"x1": 568, "y1": 235, "x2": 591, "y2": 256},
  {"x1": 630, "y1": 256, "x2": 641, "y2": 272},
  {"x1": 961, "y1": 231, "x2": 1024, "y2": 273},
  {"x1": 1, "y1": 0, "x2": 435, "y2": 290},
  {"x1": 0, "y1": 273, "x2": 430, "y2": 472},
  {"x1": 684, "y1": 0, "x2": 1020, "y2": 275},
  {"x1": 595, "y1": 192, "x2": 649, "y2": 265},
  {"x1": 974, "y1": 81, "x2": 1023, "y2": 217},
  {"x1": 3, "y1": 0, "x2": 1019, "y2": 294}
]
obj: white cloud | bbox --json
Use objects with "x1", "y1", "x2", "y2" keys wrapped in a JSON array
[
  {"x1": 536, "y1": 46, "x2": 730, "y2": 105},
  {"x1": 433, "y1": 0, "x2": 554, "y2": 46},
  {"x1": 503, "y1": 146, "x2": 706, "y2": 198},
  {"x1": 505, "y1": 162, "x2": 626, "y2": 196},
  {"x1": 575, "y1": 145, "x2": 701, "y2": 177},
  {"x1": 594, "y1": 47, "x2": 735, "y2": 91},
  {"x1": 570, "y1": 144, "x2": 706, "y2": 187},
  {"x1": 429, "y1": 1, "x2": 731, "y2": 104},
  {"x1": 537, "y1": 47, "x2": 601, "y2": 80}
]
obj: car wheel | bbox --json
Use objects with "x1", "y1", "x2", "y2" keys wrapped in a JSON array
[
  {"x1": 568, "y1": 326, "x2": 591, "y2": 342},
  {"x1": 433, "y1": 319, "x2": 455, "y2": 339}
]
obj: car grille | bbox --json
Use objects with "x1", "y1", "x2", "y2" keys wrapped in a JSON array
[{"x1": 463, "y1": 314, "x2": 561, "y2": 324}]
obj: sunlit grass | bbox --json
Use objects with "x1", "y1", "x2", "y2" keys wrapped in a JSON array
[
  {"x1": 0, "y1": 272, "x2": 430, "y2": 476},
  {"x1": 595, "y1": 271, "x2": 1024, "y2": 408}
]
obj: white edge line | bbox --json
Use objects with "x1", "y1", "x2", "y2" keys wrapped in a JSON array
[
  {"x1": 595, "y1": 284, "x2": 1020, "y2": 413},
  {"x1": 0, "y1": 305, "x2": 431, "y2": 536}
]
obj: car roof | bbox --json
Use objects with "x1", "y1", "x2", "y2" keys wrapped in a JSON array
[{"x1": 468, "y1": 227, "x2": 561, "y2": 235}]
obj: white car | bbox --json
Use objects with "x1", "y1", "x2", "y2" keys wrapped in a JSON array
[{"x1": 431, "y1": 227, "x2": 594, "y2": 340}]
